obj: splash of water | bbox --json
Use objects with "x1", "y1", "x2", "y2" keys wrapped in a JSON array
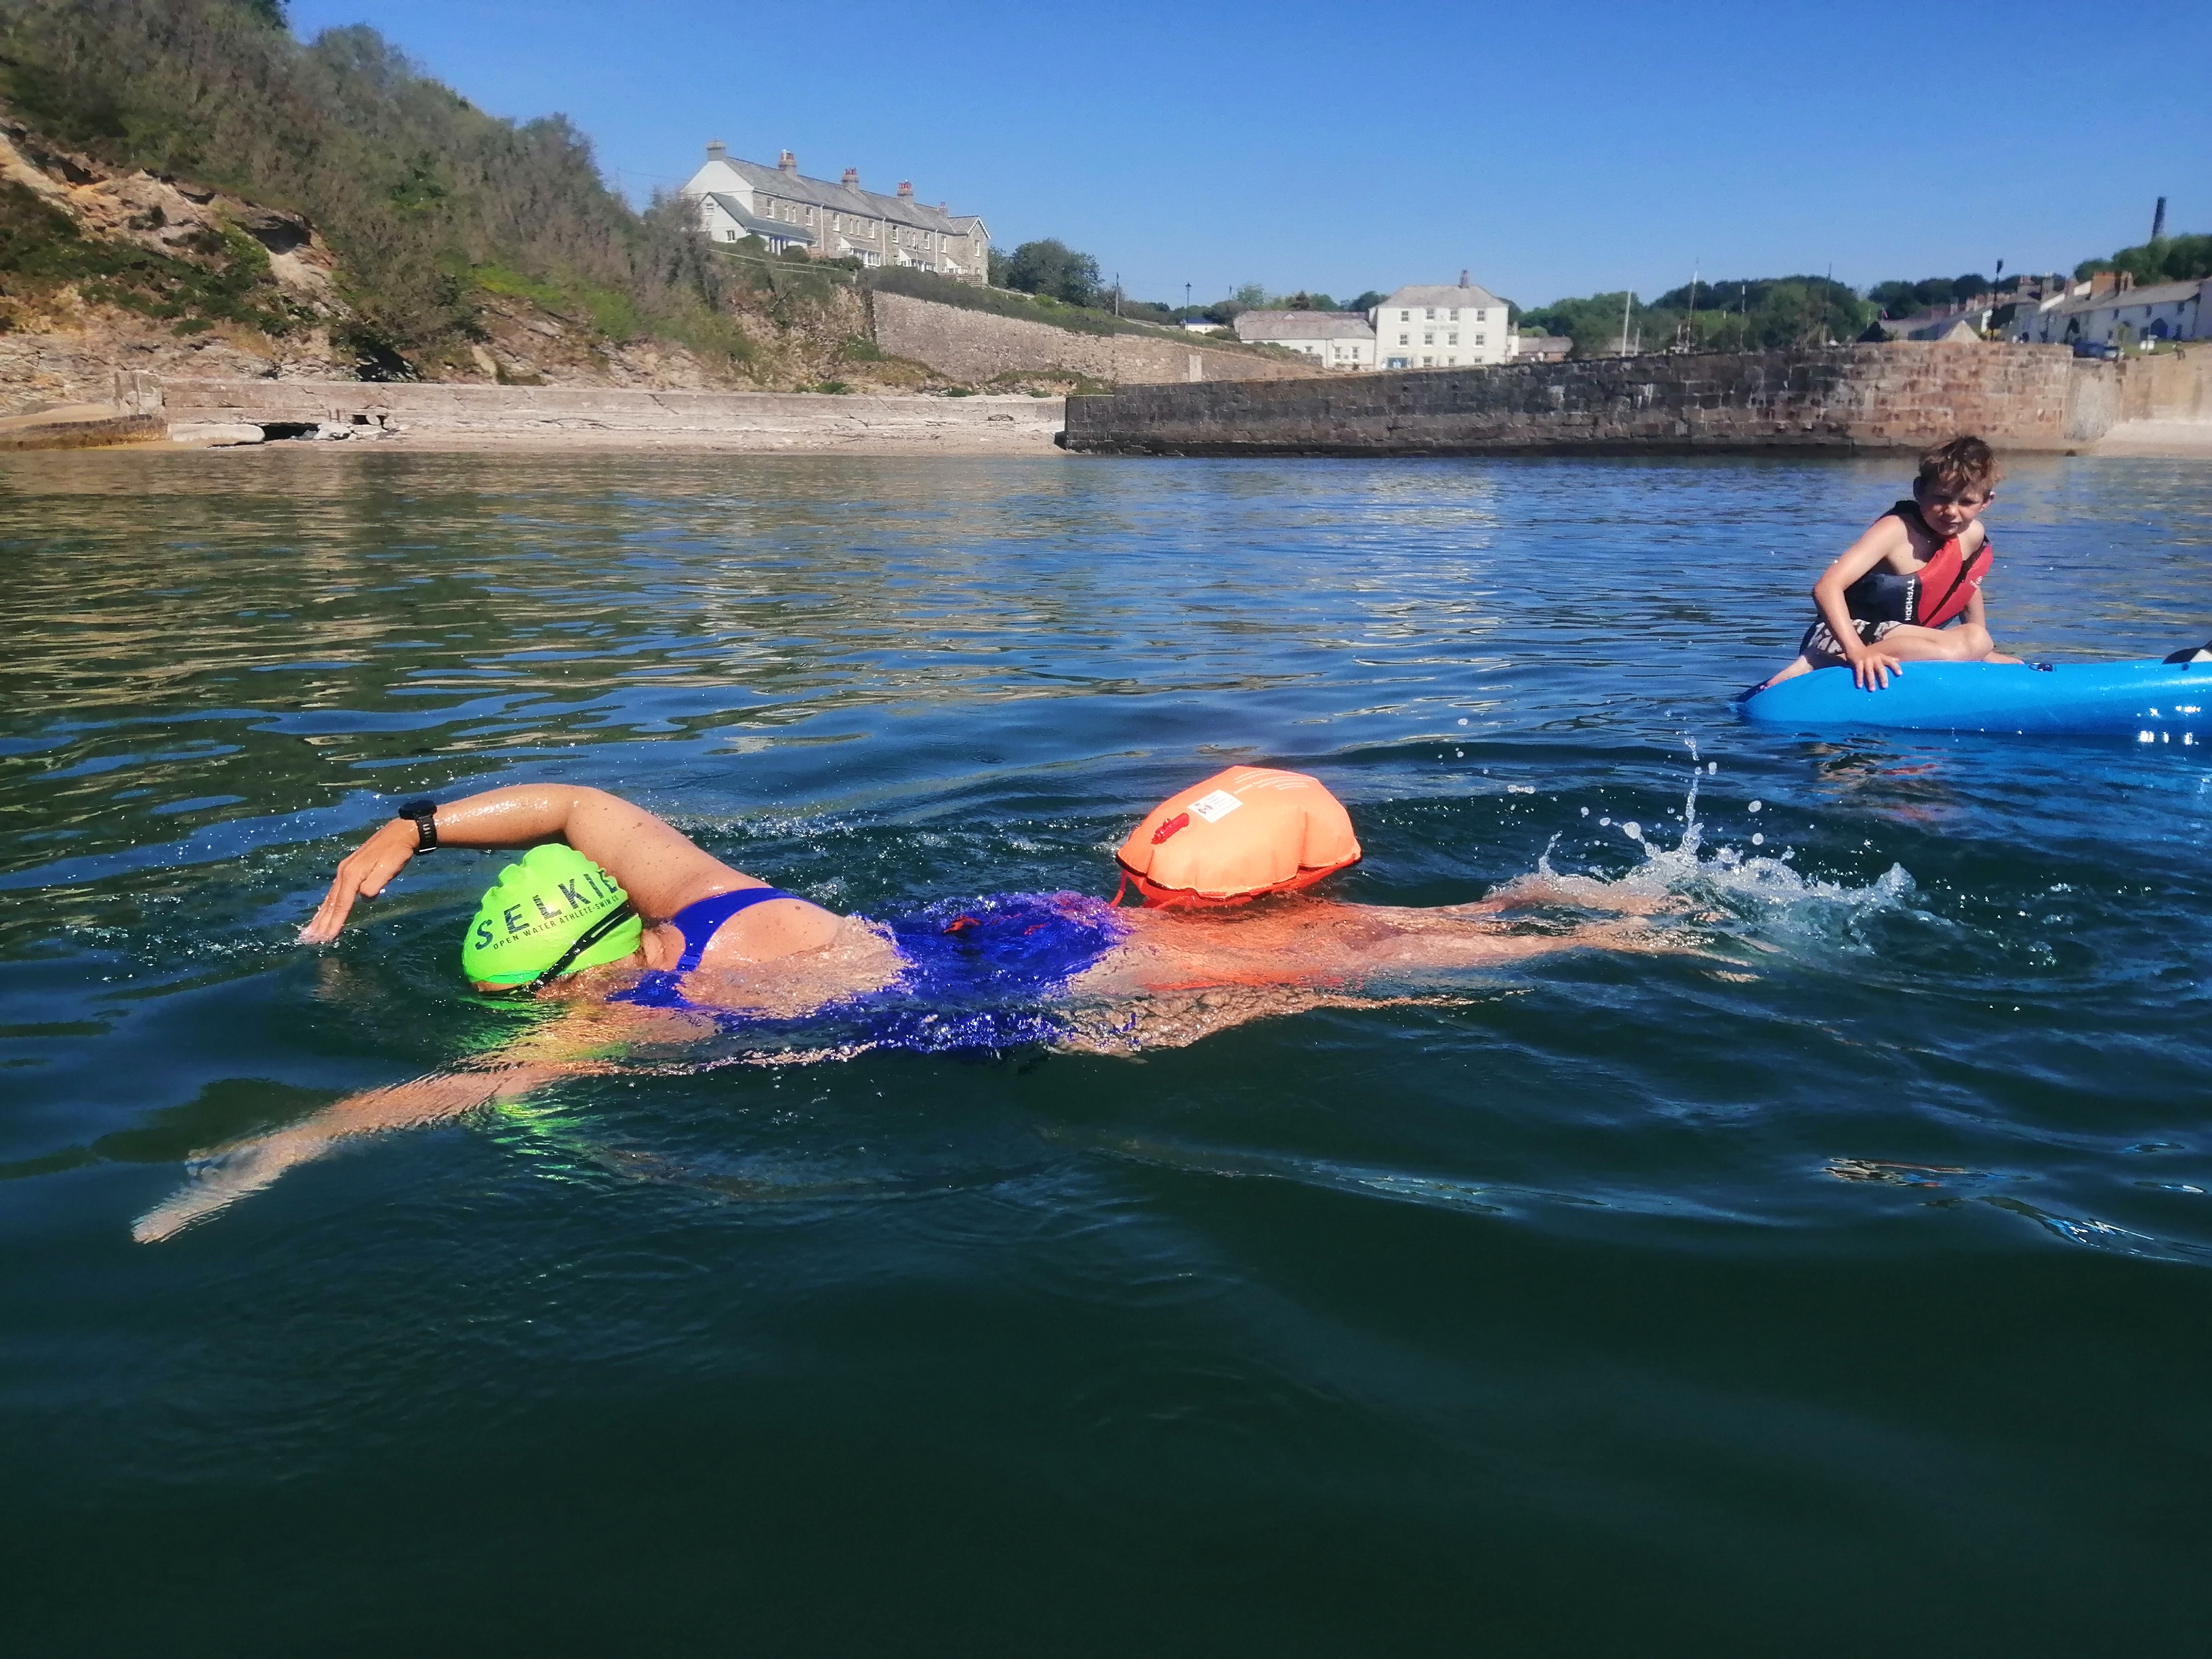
[{"x1": 1525, "y1": 757, "x2": 1914, "y2": 937}]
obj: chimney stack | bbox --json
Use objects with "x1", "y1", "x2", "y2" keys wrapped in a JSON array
[
  {"x1": 842, "y1": 167, "x2": 859, "y2": 186},
  {"x1": 779, "y1": 150, "x2": 797, "y2": 173},
  {"x1": 897, "y1": 180, "x2": 914, "y2": 199},
  {"x1": 2153, "y1": 195, "x2": 2167, "y2": 240},
  {"x1": 1460, "y1": 268, "x2": 1469, "y2": 288},
  {"x1": 705, "y1": 139, "x2": 726, "y2": 163},
  {"x1": 2091, "y1": 269, "x2": 2120, "y2": 300}
]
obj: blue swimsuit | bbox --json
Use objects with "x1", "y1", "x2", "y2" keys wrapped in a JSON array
[
  {"x1": 611, "y1": 886, "x2": 1128, "y2": 1052},
  {"x1": 613, "y1": 887, "x2": 800, "y2": 1010}
]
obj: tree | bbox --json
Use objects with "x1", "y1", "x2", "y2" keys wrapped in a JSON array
[
  {"x1": 1950, "y1": 272, "x2": 1989, "y2": 303},
  {"x1": 1866, "y1": 280, "x2": 1920, "y2": 318},
  {"x1": 1001, "y1": 239, "x2": 1100, "y2": 306},
  {"x1": 1347, "y1": 290, "x2": 1385, "y2": 313},
  {"x1": 2077, "y1": 232, "x2": 2212, "y2": 285}
]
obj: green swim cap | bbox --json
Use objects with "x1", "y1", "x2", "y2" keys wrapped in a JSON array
[{"x1": 462, "y1": 844, "x2": 644, "y2": 987}]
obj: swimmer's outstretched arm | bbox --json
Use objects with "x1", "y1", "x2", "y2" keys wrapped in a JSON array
[
  {"x1": 131, "y1": 1000, "x2": 689, "y2": 1244},
  {"x1": 302, "y1": 785, "x2": 738, "y2": 943}
]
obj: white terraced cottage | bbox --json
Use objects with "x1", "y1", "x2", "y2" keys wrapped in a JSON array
[
  {"x1": 1371, "y1": 277, "x2": 1513, "y2": 368},
  {"x1": 1231, "y1": 309, "x2": 1378, "y2": 369},
  {"x1": 679, "y1": 142, "x2": 989, "y2": 281}
]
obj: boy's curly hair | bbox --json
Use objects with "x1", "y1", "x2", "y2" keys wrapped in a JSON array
[{"x1": 1917, "y1": 434, "x2": 1999, "y2": 498}]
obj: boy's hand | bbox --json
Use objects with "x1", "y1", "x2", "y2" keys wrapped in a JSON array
[{"x1": 1847, "y1": 645, "x2": 1904, "y2": 691}]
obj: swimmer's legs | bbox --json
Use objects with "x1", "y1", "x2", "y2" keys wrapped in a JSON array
[{"x1": 1447, "y1": 875, "x2": 1684, "y2": 918}]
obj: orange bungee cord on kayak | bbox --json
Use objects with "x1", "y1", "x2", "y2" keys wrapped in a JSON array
[{"x1": 1113, "y1": 766, "x2": 1361, "y2": 907}]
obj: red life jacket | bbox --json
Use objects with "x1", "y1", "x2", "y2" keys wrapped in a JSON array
[{"x1": 1843, "y1": 500, "x2": 1992, "y2": 629}]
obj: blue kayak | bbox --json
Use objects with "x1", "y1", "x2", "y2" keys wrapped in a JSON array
[{"x1": 1736, "y1": 656, "x2": 2212, "y2": 739}]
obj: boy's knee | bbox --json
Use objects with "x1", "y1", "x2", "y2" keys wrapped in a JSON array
[{"x1": 1944, "y1": 623, "x2": 1992, "y2": 660}]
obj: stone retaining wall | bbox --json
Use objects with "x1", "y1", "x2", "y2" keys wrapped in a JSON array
[
  {"x1": 0, "y1": 405, "x2": 165, "y2": 450},
  {"x1": 2110, "y1": 349, "x2": 2212, "y2": 424},
  {"x1": 870, "y1": 291, "x2": 1324, "y2": 388},
  {"x1": 1065, "y1": 344, "x2": 2113, "y2": 455},
  {"x1": 157, "y1": 377, "x2": 1065, "y2": 447}
]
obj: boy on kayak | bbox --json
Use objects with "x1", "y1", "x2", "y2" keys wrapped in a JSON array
[{"x1": 1761, "y1": 435, "x2": 2020, "y2": 691}]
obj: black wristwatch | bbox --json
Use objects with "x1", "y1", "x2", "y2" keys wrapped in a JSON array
[{"x1": 396, "y1": 797, "x2": 439, "y2": 853}]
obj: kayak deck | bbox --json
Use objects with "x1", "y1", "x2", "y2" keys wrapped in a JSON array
[{"x1": 1736, "y1": 657, "x2": 2211, "y2": 738}]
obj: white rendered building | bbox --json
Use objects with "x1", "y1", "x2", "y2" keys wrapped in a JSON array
[
  {"x1": 1370, "y1": 276, "x2": 1512, "y2": 368},
  {"x1": 679, "y1": 142, "x2": 989, "y2": 281},
  {"x1": 2010, "y1": 274, "x2": 2207, "y2": 348},
  {"x1": 1233, "y1": 309, "x2": 1377, "y2": 369}
]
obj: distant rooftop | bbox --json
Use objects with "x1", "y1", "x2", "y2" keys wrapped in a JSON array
[
  {"x1": 2040, "y1": 275, "x2": 2208, "y2": 316},
  {"x1": 699, "y1": 146, "x2": 981, "y2": 236},
  {"x1": 704, "y1": 193, "x2": 815, "y2": 247},
  {"x1": 1235, "y1": 310, "x2": 1375, "y2": 342},
  {"x1": 1380, "y1": 282, "x2": 1504, "y2": 310}
]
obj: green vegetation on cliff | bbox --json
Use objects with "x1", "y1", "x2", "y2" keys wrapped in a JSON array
[
  {"x1": 0, "y1": 0, "x2": 754, "y2": 375},
  {"x1": 0, "y1": 177, "x2": 297, "y2": 335}
]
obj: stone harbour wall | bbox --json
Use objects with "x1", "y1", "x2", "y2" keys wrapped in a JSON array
[
  {"x1": 1065, "y1": 343, "x2": 2114, "y2": 455},
  {"x1": 870, "y1": 291, "x2": 1325, "y2": 388}
]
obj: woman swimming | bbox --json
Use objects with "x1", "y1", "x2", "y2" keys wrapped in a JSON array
[{"x1": 134, "y1": 780, "x2": 1681, "y2": 1242}]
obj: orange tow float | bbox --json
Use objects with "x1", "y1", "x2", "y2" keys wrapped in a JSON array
[{"x1": 1114, "y1": 765, "x2": 1361, "y2": 907}]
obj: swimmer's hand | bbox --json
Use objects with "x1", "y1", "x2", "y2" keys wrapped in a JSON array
[
  {"x1": 132, "y1": 1061, "x2": 577, "y2": 1243},
  {"x1": 1846, "y1": 644, "x2": 1904, "y2": 691},
  {"x1": 300, "y1": 817, "x2": 420, "y2": 943}
]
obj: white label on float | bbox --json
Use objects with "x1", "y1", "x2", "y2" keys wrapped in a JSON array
[{"x1": 1187, "y1": 790, "x2": 1244, "y2": 823}]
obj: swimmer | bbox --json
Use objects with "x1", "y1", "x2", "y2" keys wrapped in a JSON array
[{"x1": 134, "y1": 783, "x2": 1687, "y2": 1242}]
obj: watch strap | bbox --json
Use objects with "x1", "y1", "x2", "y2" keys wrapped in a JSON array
[{"x1": 397, "y1": 797, "x2": 438, "y2": 853}]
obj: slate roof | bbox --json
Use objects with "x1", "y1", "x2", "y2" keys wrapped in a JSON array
[
  {"x1": 704, "y1": 194, "x2": 816, "y2": 247},
  {"x1": 716, "y1": 156, "x2": 973, "y2": 237},
  {"x1": 1234, "y1": 310, "x2": 1376, "y2": 342},
  {"x1": 2039, "y1": 276, "x2": 2208, "y2": 317},
  {"x1": 1379, "y1": 282, "x2": 1505, "y2": 310}
]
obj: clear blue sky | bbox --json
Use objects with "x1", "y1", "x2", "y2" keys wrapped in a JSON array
[{"x1": 287, "y1": 0, "x2": 2209, "y2": 310}]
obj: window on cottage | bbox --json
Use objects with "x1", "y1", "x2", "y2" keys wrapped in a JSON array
[
  {"x1": 1423, "y1": 332, "x2": 1435, "y2": 344},
  {"x1": 1450, "y1": 308, "x2": 1460, "y2": 321},
  {"x1": 1400, "y1": 310, "x2": 1410, "y2": 321},
  {"x1": 1446, "y1": 356, "x2": 1457, "y2": 365},
  {"x1": 1425, "y1": 308, "x2": 1436, "y2": 320},
  {"x1": 1448, "y1": 332, "x2": 1458, "y2": 345},
  {"x1": 1475, "y1": 310, "x2": 1487, "y2": 323},
  {"x1": 1476, "y1": 333, "x2": 1486, "y2": 345},
  {"x1": 1422, "y1": 354, "x2": 1433, "y2": 365},
  {"x1": 1398, "y1": 333, "x2": 1410, "y2": 345}
]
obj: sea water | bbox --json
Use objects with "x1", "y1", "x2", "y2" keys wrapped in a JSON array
[{"x1": 2, "y1": 448, "x2": 2208, "y2": 1654}]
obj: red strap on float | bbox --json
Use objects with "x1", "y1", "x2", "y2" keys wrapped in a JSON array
[{"x1": 1110, "y1": 855, "x2": 1360, "y2": 910}]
